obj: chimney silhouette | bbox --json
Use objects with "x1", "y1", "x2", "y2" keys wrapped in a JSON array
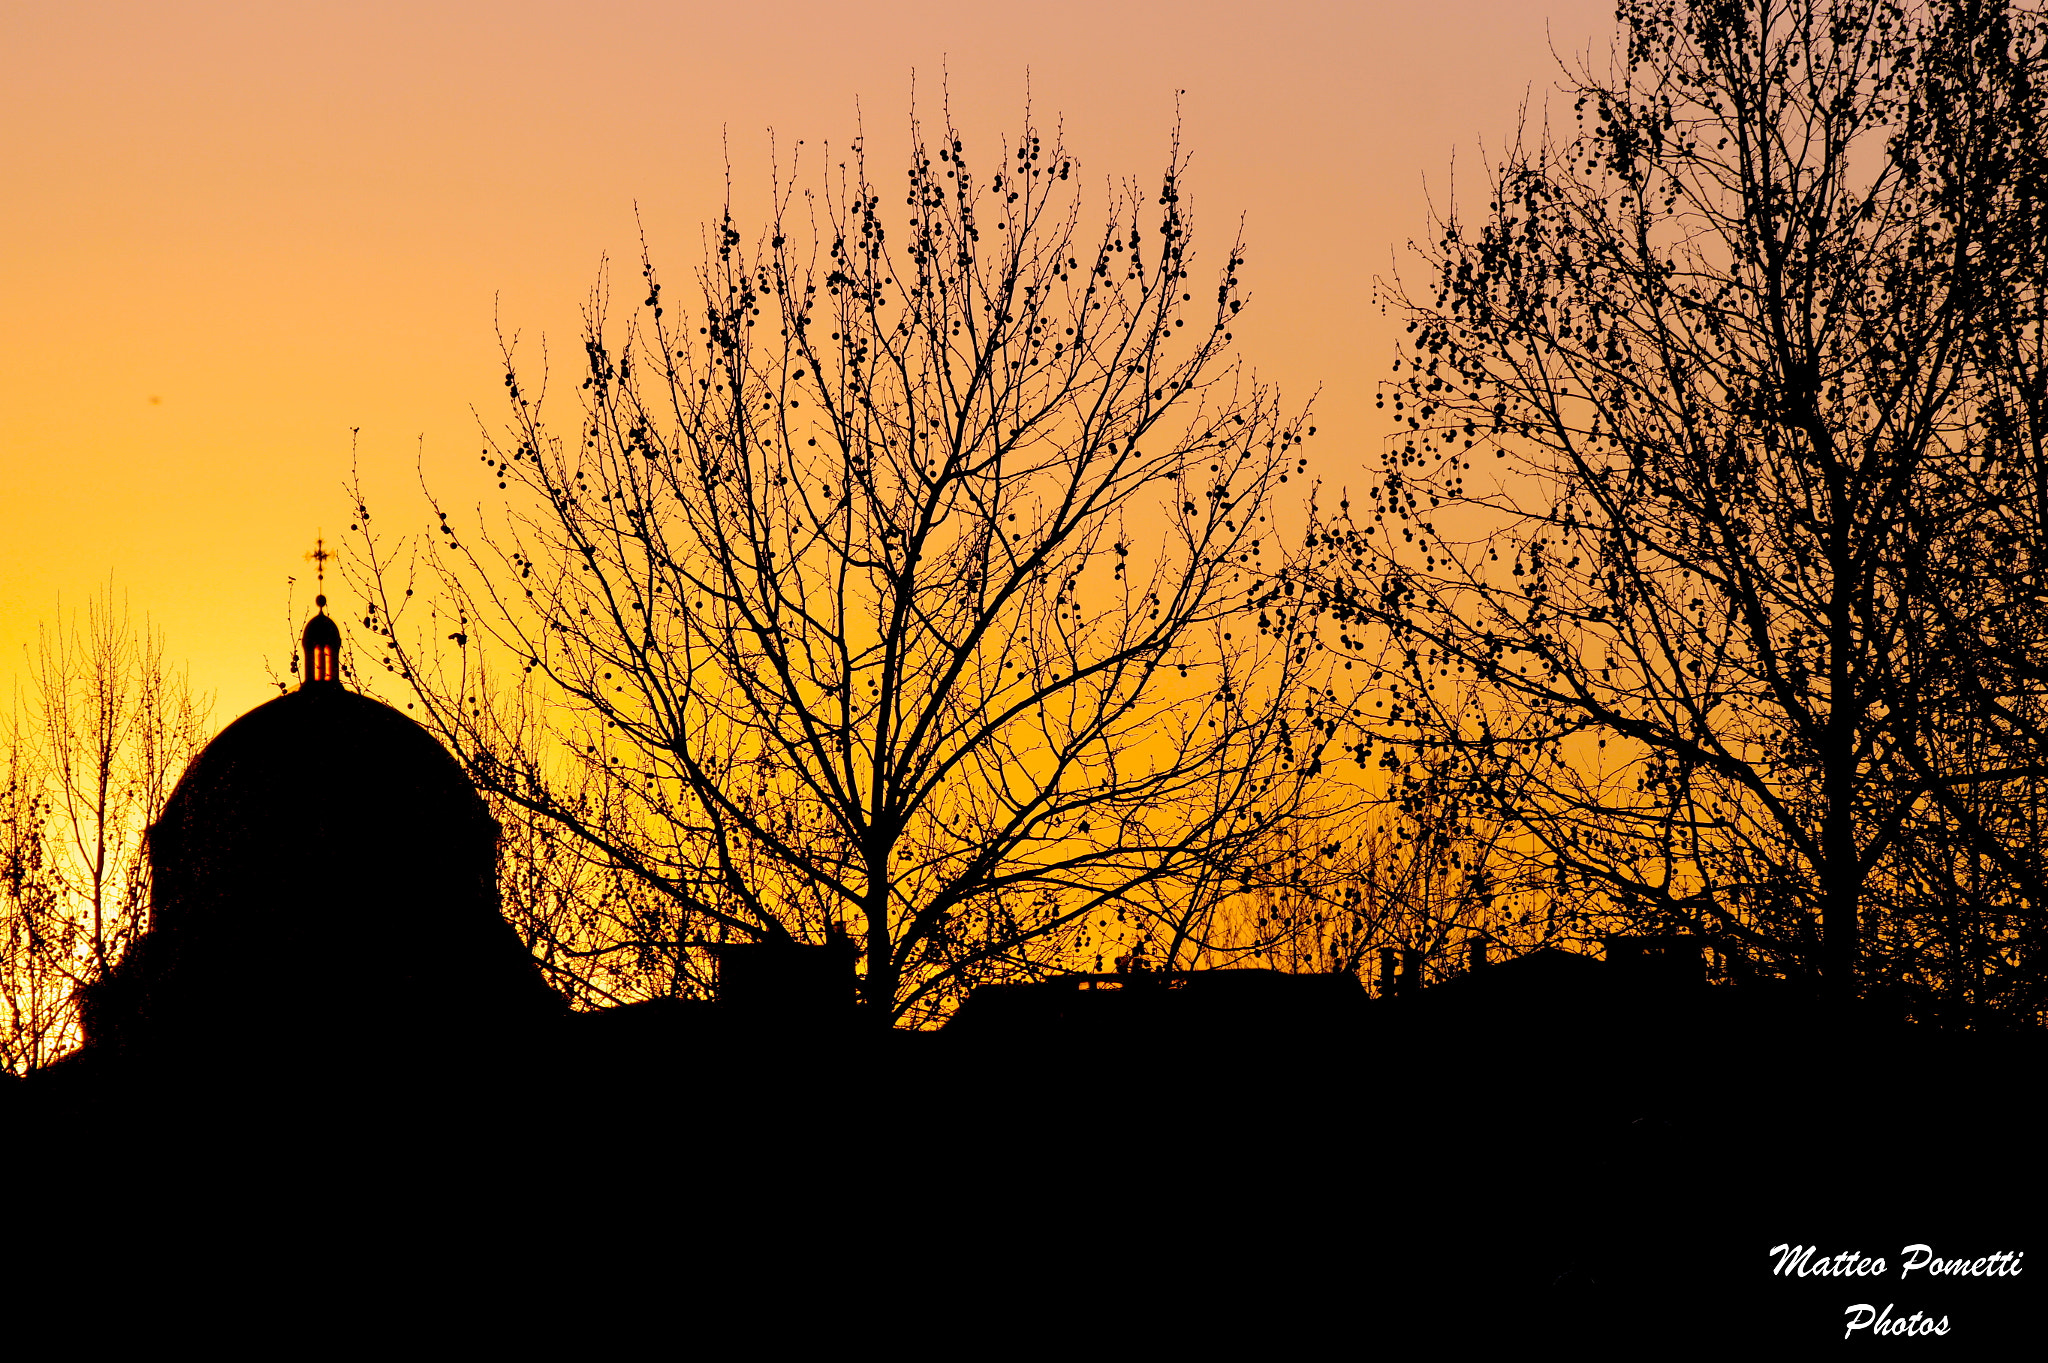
[{"x1": 1398, "y1": 948, "x2": 1423, "y2": 996}]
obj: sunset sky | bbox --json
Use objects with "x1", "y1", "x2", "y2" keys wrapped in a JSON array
[{"x1": 3, "y1": 0, "x2": 1612, "y2": 720}]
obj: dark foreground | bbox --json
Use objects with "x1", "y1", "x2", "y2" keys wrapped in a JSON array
[{"x1": 7, "y1": 953, "x2": 2042, "y2": 1351}]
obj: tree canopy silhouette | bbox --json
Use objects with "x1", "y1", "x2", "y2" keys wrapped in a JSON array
[
  {"x1": 352, "y1": 103, "x2": 1348, "y2": 1024},
  {"x1": 1301, "y1": 0, "x2": 2048, "y2": 1020}
]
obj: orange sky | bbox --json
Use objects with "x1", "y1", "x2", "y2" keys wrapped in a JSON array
[{"x1": 2, "y1": 0, "x2": 1612, "y2": 721}]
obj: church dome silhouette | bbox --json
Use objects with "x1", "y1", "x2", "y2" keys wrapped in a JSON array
[{"x1": 79, "y1": 608, "x2": 562, "y2": 1066}]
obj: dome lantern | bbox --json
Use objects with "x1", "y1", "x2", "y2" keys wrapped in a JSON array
[
  {"x1": 301, "y1": 535, "x2": 341, "y2": 687},
  {"x1": 303, "y1": 604, "x2": 341, "y2": 686}
]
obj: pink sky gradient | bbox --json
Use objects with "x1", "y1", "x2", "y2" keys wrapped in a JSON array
[{"x1": 2, "y1": 0, "x2": 1612, "y2": 715}]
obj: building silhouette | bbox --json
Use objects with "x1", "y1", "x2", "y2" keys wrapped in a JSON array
[
  {"x1": 5, "y1": 603, "x2": 2041, "y2": 1349},
  {"x1": 73, "y1": 600, "x2": 560, "y2": 1073}
]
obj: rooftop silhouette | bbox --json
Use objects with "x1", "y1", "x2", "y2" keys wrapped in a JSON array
[{"x1": 3, "y1": 603, "x2": 2039, "y2": 1349}]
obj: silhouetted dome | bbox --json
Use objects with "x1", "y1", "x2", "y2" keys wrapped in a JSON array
[{"x1": 80, "y1": 679, "x2": 562, "y2": 1065}]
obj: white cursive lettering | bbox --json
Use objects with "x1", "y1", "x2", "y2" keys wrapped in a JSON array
[
  {"x1": 1845, "y1": 1304, "x2": 1952, "y2": 1338},
  {"x1": 1768, "y1": 1244, "x2": 1886, "y2": 1277},
  {"x1": 1898, "y1": 1244, "x2": 2025, "y2": 1279}
]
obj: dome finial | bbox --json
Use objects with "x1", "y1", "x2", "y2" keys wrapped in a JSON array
[
  {"x1": 304, "y1": 533, "x2": 333, "y2": 612},
  {"x1": 301, "y1": 533, "x2": 341, "y2": 686}
]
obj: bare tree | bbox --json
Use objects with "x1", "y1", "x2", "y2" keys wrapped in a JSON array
[
  {"x1": 1353, "y1": 743, "x2": 1568, "y2": 991},
  {"x1": 1866, "y1": 4, "x2": 2048, "y2": 1022},
  {"x1": 0, "y1": 708, "x2": 65, "y2": 1074},
  {"x1": 476, "y1": 669, "x2": 683, "y2": 1011},
  {"x1": 0, "y1": 588, "x2": 208, "y2": 1072},
  {"x1": 1103, "y1": 792, "x2": 1384, "y2": 978},
  {"x1": 1300, "y1": 0, "x2": 2048, "y2": 1015},
  {"x1": 351, "y1": 102, "x2": 1349, "y2": 1025}
]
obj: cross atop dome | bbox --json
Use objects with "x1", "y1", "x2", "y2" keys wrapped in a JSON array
[{"x1": 304, "y1": 534, "x2": 334, "y2": 612}]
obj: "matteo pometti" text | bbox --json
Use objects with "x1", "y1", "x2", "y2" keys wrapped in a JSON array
[
  {"x1": 1767, "y1": 1243, "x2": 2025, "y2": 1339},
  {"x1": 1768, "y1": 1243, "x2": 2026, "y2": 1280}
]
